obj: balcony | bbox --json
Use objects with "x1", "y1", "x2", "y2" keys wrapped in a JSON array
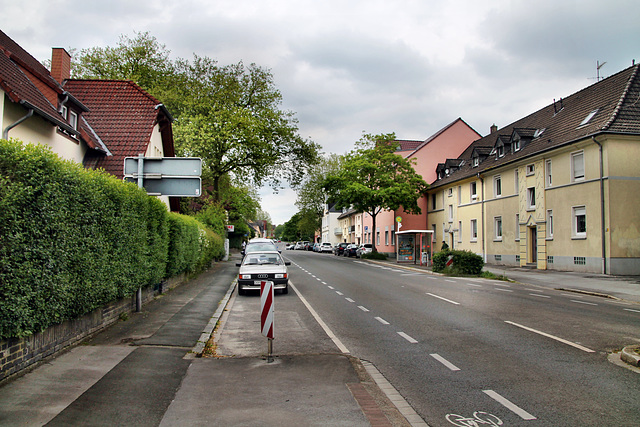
[{"x1": 334, "y1": 228, "x2": 342, "y2": 235}]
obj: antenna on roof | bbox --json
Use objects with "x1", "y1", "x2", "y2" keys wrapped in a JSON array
[{"x1": 596, "y1": 60, "x2": 607, "y2": 81}]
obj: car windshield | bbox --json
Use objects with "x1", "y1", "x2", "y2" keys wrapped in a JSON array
[
  {"x1": 245, "y1": 243, "x2": 277, "y2": 252},
  {"x1": 243, "y1": 254, "x2": 282, "y2": 265}
]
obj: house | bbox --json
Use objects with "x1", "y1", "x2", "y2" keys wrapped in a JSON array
[
  {"x1": 362, "y1": 119, "x2": 482, "y2": 257},
  {"x1": 1, "y1": 31, "x2": 110, "y2": 163},
  {"x1": 321, "y1": 202, "x2": 343, "y2": 245},
  {"x1": 1, "y1": 30, "x2": 179, "y2": 211},
  {"x1": 427, "y1": 63, "x2": 640, "y2": 275}
]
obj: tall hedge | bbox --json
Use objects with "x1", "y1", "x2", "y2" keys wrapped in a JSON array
[{"x1": 0, "y1": 139, "x2": 223, "y2": 338}]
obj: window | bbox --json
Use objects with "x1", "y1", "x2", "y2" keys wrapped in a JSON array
[
  {"x1": 448, "y1": 205, "x2": 454, "y2": 222},
  {"x1": 385, "y1": 230, "x2": 389, "y2": 245},
  {"x1": 472, "y1": 156, "x2": 479, "y2": 167},
  {"x1": 527, "y1": 187, "x2": 536, "y2": 210},
  {"x1": 578, "y1": 109, "x2": 598, "y2": 127},
  {"x1": 513, "y1": 139, "x2": 521, "y2": 152},
  {"x1": 526, "y1": 164, "x2": 535, "y2": 176},
  {"x1": 68, "y1": 111, "x2": 78, "y2": 130},
  {"x1": 515, "y1": 213, "x2": 520, "y2": 241},
  {"x1": 572, "y1": 206, "x2": 586, "y2": 238},
  {"x1": 494, "y1": 216, "x2": 503, "y2": 240},
  {"x1": 546, "y1": 209, "x2": 554, "y2": 238},
  {"x1": 545, "y1": 160, "x2": 552, "y2": 187},
  {"x1": 61, "y1": 105, "x2": 68, "y2": 119},
  {"x1": 514, "y1": 168, "x2": 519, "y2": 192},
  {"x1": 571, "y1": 151, "x2": 585, "y2": 181},
  {"x1": 377, "y1": 231, "x2": 380, "y2": 245},
  {"x1": 497, "y1": 145, "x2": 504, "y2": 158},
  {"x1": 458, "y1": 186, "x2": 462, "y2": 205},
  {"x1": 470, "y1": 181, "x2": 477, "y2": 200},
  {"x1": 432, "y1": 224, "x2": 437, "y2": 242},
  {"x1": 448, "y1": 188, "x2": 453, "y2": 197},
  {"x1": 494, "y1": 176, "x2": 502, "y2": 197},
  {"x1": 431, "y1": 194, "x2": 437, "y2": 210},
  {"x1": 470, "y1": 219, "x2": 478, "y2": 241},
  {"x1": 458, "y1": 221, "x2": 462, "y2": 243}
]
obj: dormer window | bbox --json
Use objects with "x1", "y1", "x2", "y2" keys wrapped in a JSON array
[
  {"x1": 68, "y1": 111, "x2": 78, "y2": 130},
  {"x1": 513, "y1": 138, "x2": 521, "y2": 152},
  {"x1": 472, "y1": 156, "x2": 479, "y2": 167},
  {"x1": 497, "y1": 145, "x2": 504, "y2": 158},
  {"x1": 578, "y1": 109, "x2": 598, "y2": 128}
]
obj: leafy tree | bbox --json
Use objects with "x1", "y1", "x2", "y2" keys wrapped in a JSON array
[{"x1": 323, "y1": 133, "x2": 429, "y2": 252}]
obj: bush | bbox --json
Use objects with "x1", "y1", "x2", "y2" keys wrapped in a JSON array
[
  {"x1": 361, "y1": 251, "x2": 387, "y2": 260},
  {"x1": 432, "y1": 249, "x2": 484, "y2": 275},
  {"x1": 0, "y1": 139, "x2": 222, "y2": 339}
]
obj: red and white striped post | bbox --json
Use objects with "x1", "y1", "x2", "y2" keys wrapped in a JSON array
[{"x1": 260, "y1": 280, "x2": 274, "y2": 362}]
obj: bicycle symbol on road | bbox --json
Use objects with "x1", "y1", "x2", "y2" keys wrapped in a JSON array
[{"x1": 446, "y1": 411, "x2": 503, "y2": 427}]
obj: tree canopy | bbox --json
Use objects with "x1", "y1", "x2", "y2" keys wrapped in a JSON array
[{"x1": 323, "y1": 133, "x2": 429, "y2": 251}]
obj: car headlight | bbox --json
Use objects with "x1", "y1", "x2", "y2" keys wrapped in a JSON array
[
  {"x1": 275, "y1": 273, "x2": 286, "y2": 279},
  {"x1": 240, "y1": 274, "x2": 251, "y2": 279}
]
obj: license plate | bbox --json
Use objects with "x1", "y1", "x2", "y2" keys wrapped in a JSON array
[{"x1": 254, "y1": 280, "x2": 263, "y2": 285}]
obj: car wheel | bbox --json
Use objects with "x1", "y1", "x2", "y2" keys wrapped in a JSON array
[
  {"x1": 238, "y1": 284, "x2": 245, "y2": 296},
  {"x1": 282, "y1": 284, "x2": 289, "y2": 295}
]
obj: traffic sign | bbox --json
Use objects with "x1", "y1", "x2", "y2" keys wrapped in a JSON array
[
  {"x1": 124, "y1": 157, "x2": 202, "y2": 176},
  {"x1": 260, "y1": 281, "x2": 274, "y2": 339},
  {"x1": 124, "y1": 176, "x2": 201, "y2": 197}
]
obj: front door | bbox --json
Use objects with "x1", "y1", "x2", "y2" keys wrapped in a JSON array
[{"x1": 529, "y1": 226, "x2": 537, "y2": 264}]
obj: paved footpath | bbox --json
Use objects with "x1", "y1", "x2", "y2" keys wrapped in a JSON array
[{"x1": 0, "y1": 255, "x2": 414, "y2": 426}]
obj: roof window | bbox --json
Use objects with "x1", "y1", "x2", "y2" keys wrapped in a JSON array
[{"x1": 578, "y1": 109, "x2": 598, "y2": 128}]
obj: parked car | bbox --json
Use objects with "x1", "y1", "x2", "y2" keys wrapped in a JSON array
[
  {"x1": 319, "y1": 242, "x2": 333, "y2": 253},
  {"x1": 236, "y1": 251, "x2": 290, "y2": 295},
  {"x1": 343, "y1": 244, "x2": 358, "y2": 257},
  {"x1": 242, "y1": 238, "x2": 279, "y2": 258},
  {"x1": 334, "y1": 242, "x2": 348, "y2": 256},
  {"x1": 356, "y1": 243, "x2": 373, "y2": 258},
  {"x1": 286, "y1": 243, "x2": 295, "y2": 250},
  {"x1": 312, "y1": 243, "x2": 321, "y2": 252}
]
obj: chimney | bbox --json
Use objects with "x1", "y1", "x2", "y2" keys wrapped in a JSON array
[
  {"x1": 490, "y1": 124, "x2": 498, "y2": 134},
  {"x1": 51, "y1": 48, "x2": 71, "y2": 83}
]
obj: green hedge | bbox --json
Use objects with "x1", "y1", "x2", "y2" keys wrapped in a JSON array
[
  {"x1": 0, "y1": 139, "x2": 224, "y2": 338},
  {"x1": 432, "y1": 249, "x2": 484, "y2": 275}
]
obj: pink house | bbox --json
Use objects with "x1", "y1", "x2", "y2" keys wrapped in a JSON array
[{"x1": 363, "y1": 118, "x2": 481, "y2": 256}]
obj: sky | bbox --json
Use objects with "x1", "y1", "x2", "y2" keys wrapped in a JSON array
[{"x1": 2, "y1": 0, "x2": 638, "y2": 224}]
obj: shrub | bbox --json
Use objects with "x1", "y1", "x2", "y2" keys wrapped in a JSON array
[
  {"x1": 361, "y1": 251, "x2": 387, "y2": 260},
  {"x1": 432, "y1": 249, "x2": 484, "y2": 275}
]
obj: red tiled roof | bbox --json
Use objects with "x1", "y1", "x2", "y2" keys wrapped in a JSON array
[{"x1": 63, "y1": 79, "x2": 169, "y2": 178}]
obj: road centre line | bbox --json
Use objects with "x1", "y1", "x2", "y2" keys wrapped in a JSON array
[
  {"x1": 624, "y1": 308, "x2": 640, "y2": 313},
  {"x1": 290, "y1": 282, "x2": 350, "y2": 354},
  {"x1": 495, "y1": 288, "x2": 514, "y2": 292},
  {"x1": 397, "y1": 332, "x2": 418, "y2": 343},
  {"x1": 345, "y1": 298, "x2": 355, "y2": 303},
  {"x1": 530, "y1": 293, "x2": 551, "y2": 298},
  {"x1": 571, "y1": 300, "x2": 598, "y2": 306},
  {"x1": 505, "y1": 321, "x2": 595, "y2": 353},
  {"x1": 426, "y1": 293, "x2": 460, "y2": 305},
  {"x1": 492, "y1": 283, "x2": 511, "y2": 287},
  {"x1": 328, "y1": 286, "x2": 334, "y2": 289},
  {"x1": 336, "y1": 291, "x2": 344, "y2": 296},
  {"x1": 430, "y1": 353, "x2": 461, "y2": 371},
  {"x1": 358, "y1": 306, "x2": 370, "y2": 312},
  {"x1": 375, "y1": 317, "x2": 389, "y2": 325},
  {"x1": 483, "y1": 390, "x2": 536, "y2": 420}
]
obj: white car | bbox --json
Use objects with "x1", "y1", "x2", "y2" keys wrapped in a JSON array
[
  {"x1": 319, "y1": 242, "x2": 333, "y2": 253},
  {"x1": 236, "y1": 251, "x2": 290, "y2": 295},
  {"x1": 356, "y1": 243, "x2": 373, "y2": 257}
]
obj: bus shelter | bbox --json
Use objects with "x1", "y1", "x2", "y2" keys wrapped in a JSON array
[{"x1": 395, "y1": 230, "x2": 434, "y2": 266}]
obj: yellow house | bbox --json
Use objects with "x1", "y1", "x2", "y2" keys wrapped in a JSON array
[{"x1": 427, "y1": 64, "x2": 640, "y2": 275}]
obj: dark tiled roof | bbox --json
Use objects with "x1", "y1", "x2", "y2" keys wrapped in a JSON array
[
  {"x1": 63, "y1": 79, "x2": 170, "y2": 178},
  {"x1": 430, "y1": 64, "x2": 640, "y2": 188},
  {"x1": 395, "y1": 140, "x2": 423, "y2": 152}
]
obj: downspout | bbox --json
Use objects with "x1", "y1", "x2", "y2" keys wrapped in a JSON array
[
  {"x1": 478, "y1": 173, "x2": 486, "y2": 263},
  {"x1": 3, "y1": 108, "x2": 34, "y2": 140},
  {"x1": 592, "y1": 136, "x2": 606, "y2": 274}
]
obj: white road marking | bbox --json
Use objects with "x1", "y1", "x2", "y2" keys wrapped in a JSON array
[
  {"x1": 445, "y1": 279, "x2": 456, "y2": 283},
  {"x1": 375, "y1": 317, "x2": 389, "y2": 325},
  {"x1": 358, "y1": 306, "x2": 370, "y2": 312},
  {"x1": 336, "y1": 291, "x2": 344, "y2": 296},
  {"x1": 505, "y1": 321, "x2": 595, "y2": 353},
  {"x1": 345, "y1": 298, "x2": 355, "y2": 303},
  {"x1": 290, "y1": 282, "x2": 349, "y2": 354},
  {"x1": 562, "y1": 293, "x2": 583, "y2": 298},
  {"x1": 624, "y1": 308, "x2": 640, "y2": 313},
  {"x1": 493, "y1": 283, "x2": 511, "y2": 287},
  {"x1": 483, "y1": 390, "x2": 536, "y2": 420},
  {"x1": 321, "y1": 281, "x2": 327, "y2": 285},
  {"x1": 571, "y1": 300, "x2": 598, "y2": 306},
  {"x1": 328, "y1": 286, "x2": 334, "y2": 289},
  {"x1": 530, "y1": 293, "x2": 551, "y2": 298},
  {"x1": 426, "y1": 293, "x2": 460, "y2": 305},
  {"x1": 465, "y1": 283, "x2": 482, "y2": 287},
  {"x1": 397, "y1": 332, "x2": 418, "y2": 343},
  {"x1": 495, "y1": 288, "x2": 513, "y2": 292},
  {"x1": 430, "y1": 353, "x2": 461, "y2": 371}
]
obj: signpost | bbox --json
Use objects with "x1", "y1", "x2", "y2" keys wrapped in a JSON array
[
  {"x1": 260, "y1": 280, "x2": 275, "y2": 362},
  {"x1": 124, "y1": 155, "x2": 202, "y2": 311}
]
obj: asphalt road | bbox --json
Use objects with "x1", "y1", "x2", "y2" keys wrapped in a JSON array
[{"x1": 283, "y1": 248, "x2": 640, "y2": 426}]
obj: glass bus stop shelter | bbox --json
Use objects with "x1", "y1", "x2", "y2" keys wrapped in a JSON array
[{"x1": 395, "y1": 230, "x2": 434, "y2": 266}]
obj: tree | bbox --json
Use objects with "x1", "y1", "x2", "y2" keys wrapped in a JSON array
[
  {"x1": 323, "y1": 133, "x2": 429, "y2": 252},
  {"x1": 295, "y1": 153, "x2": 345, "y2": 228}
]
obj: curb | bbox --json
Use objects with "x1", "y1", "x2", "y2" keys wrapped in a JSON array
[
  {"x1": 620, "y1": 345, "x2": 640, "y2": 367},
  {"x1": 190, "y1": 279, "x2": 237, "y2": 356}
]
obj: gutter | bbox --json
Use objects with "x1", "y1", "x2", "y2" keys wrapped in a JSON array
[
  {"x1": 592, "y1": 136, "x2": 607, "y2": 274},
  {"x1": 2, "y1": 108, "x2": 34, "y2": 140},
  {"x1": 478, "y1": 172, "x2": 486, "y2": 263}
]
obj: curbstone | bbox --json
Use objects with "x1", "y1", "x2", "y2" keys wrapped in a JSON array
[{"x1": 620, "y1": 345, "x2": 640, "y2": 367}]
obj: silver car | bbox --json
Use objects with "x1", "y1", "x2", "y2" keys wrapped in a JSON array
[{"x1": 236, "y1": 251, "x2": 290, "y2": 295}]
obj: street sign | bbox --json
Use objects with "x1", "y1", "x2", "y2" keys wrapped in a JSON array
[
  {"x1": 123, "y1": 157, "x2": 202, "y2": 176},
  {"x1": 260, "y1": 281, "x2": 274, "y2": 339},
  {"x1": 123, "y1": 156, "x2": 202, "y2": 197},
  {"x1": 226, "y1": 225, "x2": 235, "y2": 232},
  {"x1": 124, "y1": 176, "x2": 201, "y2": 197}
]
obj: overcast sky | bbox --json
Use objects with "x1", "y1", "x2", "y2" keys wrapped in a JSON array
[{"x1": 2, "y1": 0, "x2": 638, "y2": 225}]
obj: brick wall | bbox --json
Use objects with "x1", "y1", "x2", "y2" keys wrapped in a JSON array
[{"x1": 0, "y1": 274, "x2": 185, "y2": 383}]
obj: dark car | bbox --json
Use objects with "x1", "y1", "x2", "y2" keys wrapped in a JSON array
[
  {"x1": 334, "y1": 242, "x2": 348, "y2": 256},
  {"x1": 343, "y1": 244, "x2": 358, "y2": 257}
]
